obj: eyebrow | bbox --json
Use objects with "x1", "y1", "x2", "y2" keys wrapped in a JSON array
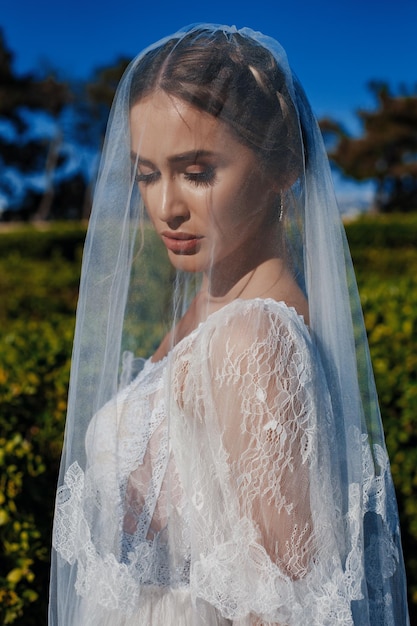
[{"x1": 130, "y1": 149, "x2": 219, "y2": 167}]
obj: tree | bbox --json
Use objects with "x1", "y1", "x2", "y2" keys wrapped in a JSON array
[
  {"x1": 320, "y1": 83, "x2": 417, "y2": 212},
  {"x1": 69, "y1": 56, "x2": 130, "y2": 150},
  {"x1": 0, "y1": 29, "x2": 71, "y2": 219},
  {"x1": 87, "y1": 57, "x2": 130, "y2": 109}
]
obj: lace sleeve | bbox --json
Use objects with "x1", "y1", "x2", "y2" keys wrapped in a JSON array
[
  {"x1": 209, "y1": 301, "x2": 315, "y2": 579},
  {"x1": 168, "y1": 299, "x2": 347, "y2": 624}
]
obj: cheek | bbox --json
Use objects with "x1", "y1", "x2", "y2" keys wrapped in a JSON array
[
  {"x1": 218, "y1": 183, "x2": 263, "y2": 228},
  {"x1": 139, "y1": 189, "x2": 156, "y2": 224},
  {"x1": 139, "y1": 184, "x2": 157, "y2": 212}
]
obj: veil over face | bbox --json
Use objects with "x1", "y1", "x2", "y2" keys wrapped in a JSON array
[
  {"x1": 49, "y1": 24, "x2": 409, "y2": 626},
  {"x1": 130, "y1": 91, "x2": 279, "y2": 277}
]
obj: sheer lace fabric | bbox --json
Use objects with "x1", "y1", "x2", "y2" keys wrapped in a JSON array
[{"x1": 53, "y1": 299, "x2": 400, "y2": 625}]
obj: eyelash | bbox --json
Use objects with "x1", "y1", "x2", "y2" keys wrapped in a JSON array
[
  {"x1": 186, "y1": 168, "x2": 217, "y2": 187},
  {"x1": 135, "y1": 168, "x2": 217, "y2": 188},
  {"x1": 135, "y1": 172, "x2": 159, "y2": 185}
]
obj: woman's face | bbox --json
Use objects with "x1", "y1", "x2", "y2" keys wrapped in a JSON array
[{"x1": 130, "y1": 91, "x2": 277, "y2": 275}]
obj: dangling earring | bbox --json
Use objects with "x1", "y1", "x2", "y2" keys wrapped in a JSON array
[{"x1": 279, "y1": 193, "x2": 284, "y2": 222}]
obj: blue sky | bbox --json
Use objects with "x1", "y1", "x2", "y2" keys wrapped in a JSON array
[{"x1": 1, "y1": 0, "x2": 416, "y2": 210}]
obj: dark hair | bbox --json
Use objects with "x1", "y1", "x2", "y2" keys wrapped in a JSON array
[{"x1": 129, "y1": 28, "x2": 303, "y2": 184}]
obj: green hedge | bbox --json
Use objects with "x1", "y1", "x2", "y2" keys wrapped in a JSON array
[
  {"x1": 0, "y1": 223, "x2": 86, "y2": 261},
  {"x1": 0, "y1": 225, "x2": 80, "y2": 624},
  {"x1": 0, "y1": 316, "x2": 74, "y2": 624},
  {"x1": 0, "y1": 216, "x2": 416, "y2": 623},
  {"x1": 346, "y1": 212, "x2": 417, "y2": 248}
]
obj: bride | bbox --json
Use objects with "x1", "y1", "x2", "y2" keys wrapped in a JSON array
[{"x1": 49, "y1": 25, "x2": 409, "y2": 625}]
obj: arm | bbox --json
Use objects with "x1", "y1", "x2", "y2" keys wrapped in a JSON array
[
  {"x1": 210, "y1": 304, "x2": 315, "y2": 580},
  {"x1": 171, "y1": 300, "x2": 319, "y2": 624}
]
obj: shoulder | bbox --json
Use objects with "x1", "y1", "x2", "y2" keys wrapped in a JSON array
[
  {"x1": 182, "y1": 298, "x2": 315, "y2": 385},
  {"x1": 202, "y1": 298, "x2": 311, "y2": 354},
  {"x1": 179, "y1": 299, "x2": 320, "y2": 428}
]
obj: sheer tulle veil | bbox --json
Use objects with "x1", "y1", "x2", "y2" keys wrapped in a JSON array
[{"x1": 49, "y1": 24, "x2": 409, "y2": 625}]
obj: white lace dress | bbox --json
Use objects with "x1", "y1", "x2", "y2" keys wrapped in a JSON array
[{"x1": 53, "y1": 298, "x2": 397, "y2": 625}]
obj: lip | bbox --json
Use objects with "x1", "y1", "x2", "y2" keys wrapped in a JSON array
[{"x1": 161, "y1": 231, "x2": 204, "y2": 254}]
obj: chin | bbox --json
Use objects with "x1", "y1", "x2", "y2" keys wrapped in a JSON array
[{"x1": 167, "y1": 251, "x2": 207, "y2": 274}]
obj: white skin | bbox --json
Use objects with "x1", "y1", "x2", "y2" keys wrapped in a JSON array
[{"x1": 130, "y1": 90, "x2": 308, "y2": 360}]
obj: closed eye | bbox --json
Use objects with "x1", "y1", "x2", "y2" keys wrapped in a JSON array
[
  {"x1": 184, "y1": 167, "x2": 217, "y2": 187},
  {"x1": 135, "y1": 169, "x2": 217, "y2": 188},
  {"x1": 135, "y1": 171, "x2": 160, "y2": 185},
  {"x1": 131, "y1": 152, "x2": 159, "y2": 185}
]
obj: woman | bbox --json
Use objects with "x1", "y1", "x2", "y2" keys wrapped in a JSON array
[{"x1": 49, "y1": 25, "x2": 409, "y2": 625}]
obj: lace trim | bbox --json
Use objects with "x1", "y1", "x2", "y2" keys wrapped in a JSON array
[{"x1": 53, "y1": 431, "x2": 401, "y2": 623}]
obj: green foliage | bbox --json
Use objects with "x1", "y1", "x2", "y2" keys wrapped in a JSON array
[
  {"x1": 0, "y1": 226, "x2": 77, "y2": 624},
  {"x1": 0, "y1": 316, "x2": 74, "y2": 625},
  {"x1": 0, "y1": 219, "x2": 416, "y2": 622},
  {"x1": 0, "y1": 434, "x2": 47, "y2": 624},
  {"x1": 0, "y1": 223, "x2": 86, "y2": 261},
  {"x1": 346, "y1": 212, "x2": 417, "y2": 250}
]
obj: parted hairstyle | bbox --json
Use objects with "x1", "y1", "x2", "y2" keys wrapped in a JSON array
[{"x1": 129, "y1": 28, "x2": 304, "y2": 186}]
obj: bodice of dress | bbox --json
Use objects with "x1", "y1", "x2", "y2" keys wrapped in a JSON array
[{"x1": 53, "y1": 298, "x2": 401, "y2": 625}]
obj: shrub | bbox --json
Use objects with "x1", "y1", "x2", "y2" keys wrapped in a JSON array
[
  {"x1": 0, "y1": 223, "x2": 86, "y2": 261},
  {"x1": 0, "y1": 316, "x2": 74, "y2": 625},
  {"x1": 0, "y1": 232, "x2": 77, "y2": 626},
  {"x1": 0, "y1": 433, "x2": 47, "y2": 624}
]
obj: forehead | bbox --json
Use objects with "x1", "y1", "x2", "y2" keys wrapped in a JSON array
[{"x1": 130, "y1": 91, "x2": 234, "y2": 154}]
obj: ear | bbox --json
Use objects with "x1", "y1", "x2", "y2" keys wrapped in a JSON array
[
  {"x1": 270, "y1": 179, "x2": 281, "y2": 193},
  {"x1": 267, "y1": 151, "x2": 303, "y2": 193}
]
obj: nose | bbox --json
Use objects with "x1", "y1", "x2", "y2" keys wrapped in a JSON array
[{"x1": 158, "y1": 177, "x2": 190, "y2": 229}]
